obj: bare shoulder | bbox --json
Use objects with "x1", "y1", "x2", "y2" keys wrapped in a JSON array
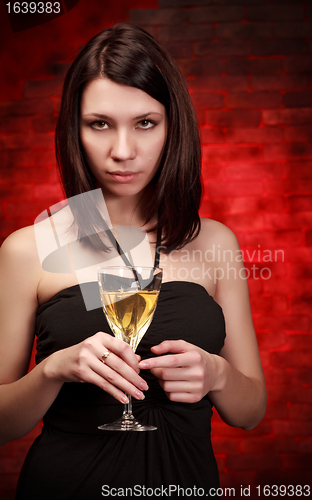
[
  {"x1": 0, "y1": 225, "x2": 42, "y2": 288},
  {"x1": 1, "y1": 225, "x2": 39, "y2": 265},
  {"x1": 198, "y1": 218, "x2": 240, "y2": 251}
]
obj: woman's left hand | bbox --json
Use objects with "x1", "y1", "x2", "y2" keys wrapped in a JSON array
[{"x1": 138, "y1": 340, "x2": 223, "y2": 403}]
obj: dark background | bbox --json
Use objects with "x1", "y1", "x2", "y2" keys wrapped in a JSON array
[{"x1": 0, "y1": 0, "x2": 311, "y2": 498}]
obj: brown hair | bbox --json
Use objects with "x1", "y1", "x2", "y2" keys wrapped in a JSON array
[{"x1": 55, "y1": 23, "x2": 201, "y2": 252}]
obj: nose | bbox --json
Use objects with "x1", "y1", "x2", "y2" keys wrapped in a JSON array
[{"x1": 110, "y1": 129, "x2": 136, "y2": 161}]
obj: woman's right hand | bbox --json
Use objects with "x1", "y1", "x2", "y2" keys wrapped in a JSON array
[{"x1": 43, "y1": 331, "x2": 148, "y2": 404}]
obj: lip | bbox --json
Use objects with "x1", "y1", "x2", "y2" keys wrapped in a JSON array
[{"x1": 108, "y1": 171, "x2": 140, "y2": 183}]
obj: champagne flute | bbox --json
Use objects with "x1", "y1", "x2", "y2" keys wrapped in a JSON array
[{"x1": 97, "y1": 266, "x2": 162, "y2": 431}]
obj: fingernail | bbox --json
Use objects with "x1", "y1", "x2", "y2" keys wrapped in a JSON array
[
  {"x1": 120, "y1": 395, "x2": 129, "y2": 404},
  {"x1": 134, "y1": 390, "x2": 145, "y2": 400},
  {"x1": 139, "y1": 361, "x2": 149, "y2": 369},
  {"x1": 140, "y1": 381, "x2": 149, "y2": 391}
]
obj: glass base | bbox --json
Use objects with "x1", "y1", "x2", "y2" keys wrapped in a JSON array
[{"x1": 98, "y1": 413, "x2": 157, "y2": 432}]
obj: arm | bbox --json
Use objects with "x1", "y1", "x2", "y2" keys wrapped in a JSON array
[
  {"x1": 0, "y1": 228, "x2": 147, "y2": 447},
  {"x1": 138, "y1": 223, "x2": 267, "y2": 430}
]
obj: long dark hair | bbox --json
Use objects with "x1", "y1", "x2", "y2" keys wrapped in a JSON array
[{"x1": 55, "y1": 23, "x2": 201, "y2": 252}]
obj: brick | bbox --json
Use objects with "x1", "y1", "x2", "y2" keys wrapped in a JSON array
[
  {"x1": 288, "y1": 195, "x2": 312, "y2": 211},
  {"x1": 273, "y1": 421, "x2": 312, "y2": 437},
  {"x1": 271, "y1": 350, "x2": 312, "y2": 367},
  {"x1": 241, "y1": 437, "x2": 294, "y2": 454},
  {"x1": 265, "y1": 401, "x2": 290, "y2": 420},
  {"x1": 161, "y1": 41, "x2": 192, "y2": 59},
  {"x1": 296, "y1": 439, "x2": 312, "y2": 454},
  {"x1": 0, "y1": 98, "x2": 54, "y2": 116},
  {"x1": 201, "y1": 128, "x2": 225, "y2": 144},
  {"x1": 203, "y1": 145, "x2": 260, "y2": 163},
  {"x1": 257, "y1": 331, "x2": 287, "y2": 349},
  {"x1": 226, "y1": 91, "x2": 283, "y2": 109},
  {"x1": 306, "y1": 229, "x2": 312, "y2": 246},
  {"x1": 256, "y1": 468, "x2": 311, "y2": 487},
  {"x1": 245, "y1": 262, "x2": 286, "y2": 281},
  {"x1": 225, "y1": 58, "x2": 283, "y2": 76},
  {"x1": 267, "y1": 386, "x2": 312, "y2": 404},
  {"x1": 0, "y1": 184, "x2": 34, "y2": 201},
  {"x1": 23, "y1": 79, "x2": 63, "y2": 99},
  {"x1": 265, "y1": 212, "x2": 312, "y2": 231},
  {"x1": 158, "y1": 24, "x2": 213, "y2": 42},
  {"x1": 187, "y1": 6, "x2": 245, "y2": 23},
  {"x1": 274, "y1": 22, "x2": 312, "y2": 38},
  {"x1": 263, "y1": 108, "x2": 312, "y2": 126},
  {"x1": 288, "y1": 334, "x2": 312, "y2": 350},
  {"x1": 284, "y1": 91, "x2": 312, "y2": 108},
  {"x1": 226, "y1": 453, "x2": 281, "y2": 471},
  {"x1": 176, "y1": 58, "x2": 223, "y2": 76},
  {"x1": 264, "y1": 368, "x2": 291, "y2": 386},
  {"x1": 6, "y1": 200, "x2": 61, "y2": 220},
  {"x1": 263, "y1": 278, "x2": 312, "y2": 295},
  {"x1": 1, "y1": 149, "x2": 56, "y2": 168},
  {"x1": 33, "y1": 184, "x2": 63, "y2": 200},
  {"x1": 50, "y1": 62, "x2": 70, "y2": 78},
  {"x1": 206, "y1": 180, "x2": 263, "y2": 197},
  {"x1": 284, "y1": 126, "x2": 312, "y2": 143},
  {"x1": 191, "y1": 93, "x2": 224, "y2": 110},
  {"x1": 204, "y1": 109, "x2": 261, "y2": 127},
  {"x1": 191, "y1": 75, "x2": 249, "y2": 92},
  {"x1": 229, "y1": 195, "x2": 285, "y2": 213},
  {"x1": 251, "y1": 295, "x2": 287, "y2": 314},
  {"x1": 284, "y1": 55, "x2": 312, "y2": 74},
  {"x1": 281, "y1": 453, "x2": 312, "y2": 470},
  {"x1": 289, "y1": 368, "x2": 312, "y2": 385},
  {"x1": 194, "y1": 40, "x2": 251, "y2": 57},
  {"x1": 289, "y1": 262, "x2": 312, "y2": 279},
  {"x1": 252, "y1": 75, "x2": 307, "y2": 91},
  {"x1": 0, "y1": 133, "x2": 54, "y2": 150},
  {"x1": 226, "y1": 127, "x2": 283, "y2": 144},
  {"x1": 199, "y1": 198, "x2": 230, "y2": 216},
  {"x1": 158, "y1": 0, "x2": 213, "y2": 5},
  {"x1": 225, "y1": 162, "x2": 283, "y2": 179},
  {"x1": 264, "y1": 143, "x2": 312, "y2": 161},
  {"x1": 247, "y1": 5, "x2": 304, "y2": 21},
  {"x1": 239, "y1": 230, "x2": 302, "y2": 248},
  {"x1": 289, "y1": 404, "x2": 312, "y2": 421},
  {"x1": 129, "y1": 8, "x2": 186, "y2": 26},
  {"x1": 32, "y1": 115, "x2": 58, "y2": 133},
  {"x1": 217, "y1": 213, "x2": 264, "y2": 232},
  {"x1": 252, "y1": 38, "x2": 308, "y2": 56},
  {"x1": 211, "y1": 437, "x2": 239, "y2": 455},
  {"x1": 0, "y1": 116, "x2": 33, "y2": 133},
  {"x1": 216, "y1": 22, "x2": 272, "y2": 38}
]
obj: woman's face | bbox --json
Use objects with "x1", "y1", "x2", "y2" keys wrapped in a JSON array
[{"x1": 79, "y1": 77, "x2": 167, "y2": 202}]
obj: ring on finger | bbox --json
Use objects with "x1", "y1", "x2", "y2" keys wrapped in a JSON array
[{"x1": 101, "y1": 350, "x2": 110, "y2": 363}]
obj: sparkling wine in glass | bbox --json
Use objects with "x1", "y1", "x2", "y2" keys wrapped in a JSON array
[{"x1": 97, "y1": 266, "x2": 162, "y2": 431}]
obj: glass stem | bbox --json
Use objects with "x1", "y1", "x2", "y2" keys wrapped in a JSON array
[{"x1": 123, "y1": 395, "x2": 133, "y2": 418}]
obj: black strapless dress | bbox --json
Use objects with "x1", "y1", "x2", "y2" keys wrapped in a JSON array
[{"x1": 16, "y1": 281, "x2": 226, "y2": 499}]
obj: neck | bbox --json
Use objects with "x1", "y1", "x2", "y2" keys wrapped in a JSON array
[{"x1": 102, "y1": 187, "x2": 156, "y2": 229}]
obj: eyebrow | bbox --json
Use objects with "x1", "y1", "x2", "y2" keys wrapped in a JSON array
[{"x1": 81, "y1": 112, "x2": 163, "y2": 120}]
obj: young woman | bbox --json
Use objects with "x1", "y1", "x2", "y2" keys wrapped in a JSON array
[{"x1": 0, "y1": 23, "x2": 266, "y2": 498}]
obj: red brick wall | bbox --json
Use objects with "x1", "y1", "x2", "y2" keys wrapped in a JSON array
[{"x1": 0, "y1": 0, "x2": 311, "y2": 498}]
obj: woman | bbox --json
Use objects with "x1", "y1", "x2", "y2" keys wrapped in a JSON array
[{"x1": 0, "y1": 23, "x2": 266, "y2": 498}]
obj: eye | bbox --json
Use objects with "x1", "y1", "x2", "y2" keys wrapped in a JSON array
[
  {"x1": 91, "y1": 120, "x2": 109, "y2": 130},
  {"x1": 137, "y1": 119, "x2": 155, "y2": 130}
]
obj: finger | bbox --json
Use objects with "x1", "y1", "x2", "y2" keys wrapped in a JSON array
[
  {"x1": 139, "y1": 352, "x2": 190, "y2": 370},
  {"x1": 86, "y1": 357, "x2": 147, "y2": 401},
  {"x1": 94, "y1": 332, "x2": 139, "y2": 370},
  {"x1": 150, "y1": 339, "x2": 190, "y2": 355},
  {"x1": 102, "y1": 352, "x2": 148, "y2": 391},
  {"x1": 150, "y1": 366, "x2": 190, "y2": 381}
]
